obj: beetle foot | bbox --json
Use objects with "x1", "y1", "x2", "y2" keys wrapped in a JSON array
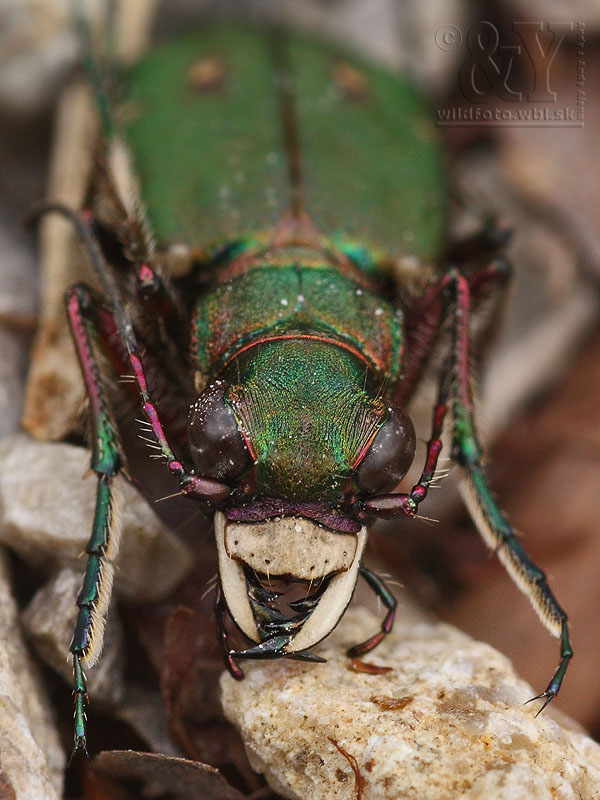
[
  {"x1": 346, "y1": 631, "x2": 386, "y2": 658},
  {"x1": 68, "y1": 736, "x2": 89, "y2": 767},
  {"x1": 524, "y1": 688, "x2": 557, "y2": 717}
]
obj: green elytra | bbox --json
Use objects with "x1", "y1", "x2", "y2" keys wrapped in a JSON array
[
  {"x1": 122, "y1": 27, "x2": 446, "y2": 257},
  {"x1": 51, "y1": 21, "x2": 572, "y2": 758}
]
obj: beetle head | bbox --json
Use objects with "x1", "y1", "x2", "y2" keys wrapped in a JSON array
[
  {"x1": 188, "y1": 338, "x2": 416, "y2": 655},
  {"x1": 223, "y1": 338, "x2": 415, "y2": 502},
  {"x1": 188, "y1": 338, "x2": 416, "y2": 511}
]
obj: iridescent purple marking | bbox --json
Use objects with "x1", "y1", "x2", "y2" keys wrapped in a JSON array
[{"x1": 227, "y1": 498, "x2": 361, "y2": 533}]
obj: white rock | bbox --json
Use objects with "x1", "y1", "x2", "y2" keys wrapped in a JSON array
[
  {"x1": 0, "y1": 434, "x2": 192, "y2": 602},
  {"x1": 21, "y1": 567, "x2": 124, "y2": 704},
  {"x1": 221, "y1": 606, "x2": 600, "y2": 800},
  {"x1": 0, "y1": 547, "x2": 64, "y2": 799}
]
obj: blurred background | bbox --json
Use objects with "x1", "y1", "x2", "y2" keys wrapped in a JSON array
[{"x1": 1, "y1": 0, "x2": 599, "y2": 797}]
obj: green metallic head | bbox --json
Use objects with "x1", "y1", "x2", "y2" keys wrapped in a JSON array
[
  {"x1": 188, "y1": 337, "x2": 416, "y2": 513},
  {"x1": 227, "y1": 339, "x2": 384, "y2": 501}
]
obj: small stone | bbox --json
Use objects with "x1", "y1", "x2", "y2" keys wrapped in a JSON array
[
  {"x1": 0, "y1": 434, "x2": 193, "y2": 603},
  {"x1": 22, "y1": 567, "x2": 125, "y2": 704},
  {"x1": 0, "y1": 547, "x2": 64, "y2": 799},
  {"x1": 221, "y1": 606, "x2": 600, "y2": 800}
]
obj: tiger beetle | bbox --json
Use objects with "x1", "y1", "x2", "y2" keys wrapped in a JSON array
[{"x1": 34, "y1": 21, "x2": 571, "y2": 758}]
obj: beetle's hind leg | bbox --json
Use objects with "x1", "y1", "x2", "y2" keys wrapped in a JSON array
[
  {"x1": 346, "y1": 568, "x2": 397, "y2": 658},
  {"x1": 65, "y1": 283, "x2": 126, "y2": 758}
]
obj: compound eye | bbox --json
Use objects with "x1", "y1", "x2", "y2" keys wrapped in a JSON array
[
  {"x1": 355, "y1": 403, "x2": 416, "y2": 495},
  {"x1": 188, "y1": 380, "x2": 252, "y2": 482}
]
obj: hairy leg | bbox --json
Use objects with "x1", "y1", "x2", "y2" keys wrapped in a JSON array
[{"x1": 366, "y1": 267, "x2": 572, "y2": 709}]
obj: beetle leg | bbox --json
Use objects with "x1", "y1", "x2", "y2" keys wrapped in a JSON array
[
  {"x1": 79, "y1": 206, "x2": 192, "y2": 369},
  {"x1": 65, "y1": 284, "x2": 124, "y2": 759},
  {"x1": 366, "y1": 256, "x2": 510, "y2": 520},
  {"x1": 368, "y1": 266, "x2": 572, "y2": 708},
  {"x1": 363, "y1": 398, "x2": 448, "y2": 519},
  {"x1": 214, "y1": 581, "x2": 244, "y2": 680},
  {"x1": 443, "y1": 218, "x2": 512, "y2": 265},
  {"x1": 346, "y1": 568, "x2": 397, "y2": 657},
  {"x1": 32, "y1": 203, "x2": 230, "y2": 504},
  {"x1": 397, "y1": 256, "x2": 511, "y2": 405},
  {"x1": 446, "y1": 272, "x2": 572, "y2": 711}
]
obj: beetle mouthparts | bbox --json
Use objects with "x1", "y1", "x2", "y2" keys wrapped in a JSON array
[
  {"x1": 225, "y1": 498, "x2": 362, "y2": 533},
  {"x1": 214, "y1": 512, "x2": 367, "y2": 654}
]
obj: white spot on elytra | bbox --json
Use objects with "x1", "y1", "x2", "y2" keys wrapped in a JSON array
[
  {"x1": 375, "y1": 307, "x2": 383, "y2": 316},
  {"x1": 280, "y1": 298, "x2": 288, "y2": 306}
]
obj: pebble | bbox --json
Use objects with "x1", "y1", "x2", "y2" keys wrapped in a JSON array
[
  {"x1": 0, "y1": 434, "x2": 193, "y2": 603},
  {"x1": 0, "y1": 548, "x2": 64, "y2": 799},
  {"x1": 222, "y1": 606, "x2": 600, "y2": 800}
]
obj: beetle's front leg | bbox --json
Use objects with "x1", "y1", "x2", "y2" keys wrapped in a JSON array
[
  {"x1": 65, "y1": 284, "x2": 125, "y2": 758},
  {"x1": 362, "y1": 398, "x2": 448, "y2": 520},
  {"x1": 446, "y1": 274, "x2": 572, "y2": 712},
  {"x1": 365, "y1": 266, "x2": 573, "y2": 709},
  {"x1": 33, "y1": 202, "x2": 231, "y2": 506}
]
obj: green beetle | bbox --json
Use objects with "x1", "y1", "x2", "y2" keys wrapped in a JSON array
[{"x1": 36, "y1": 21, "x2": 571, "y2": 757}]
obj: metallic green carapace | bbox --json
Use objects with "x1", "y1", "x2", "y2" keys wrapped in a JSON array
[
  {"x1": 118, "y1": 26, "x2": 443, "y2": 504},
  {"x1": 120, "y1": 26, "x2": 446, "y2": 259}
]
